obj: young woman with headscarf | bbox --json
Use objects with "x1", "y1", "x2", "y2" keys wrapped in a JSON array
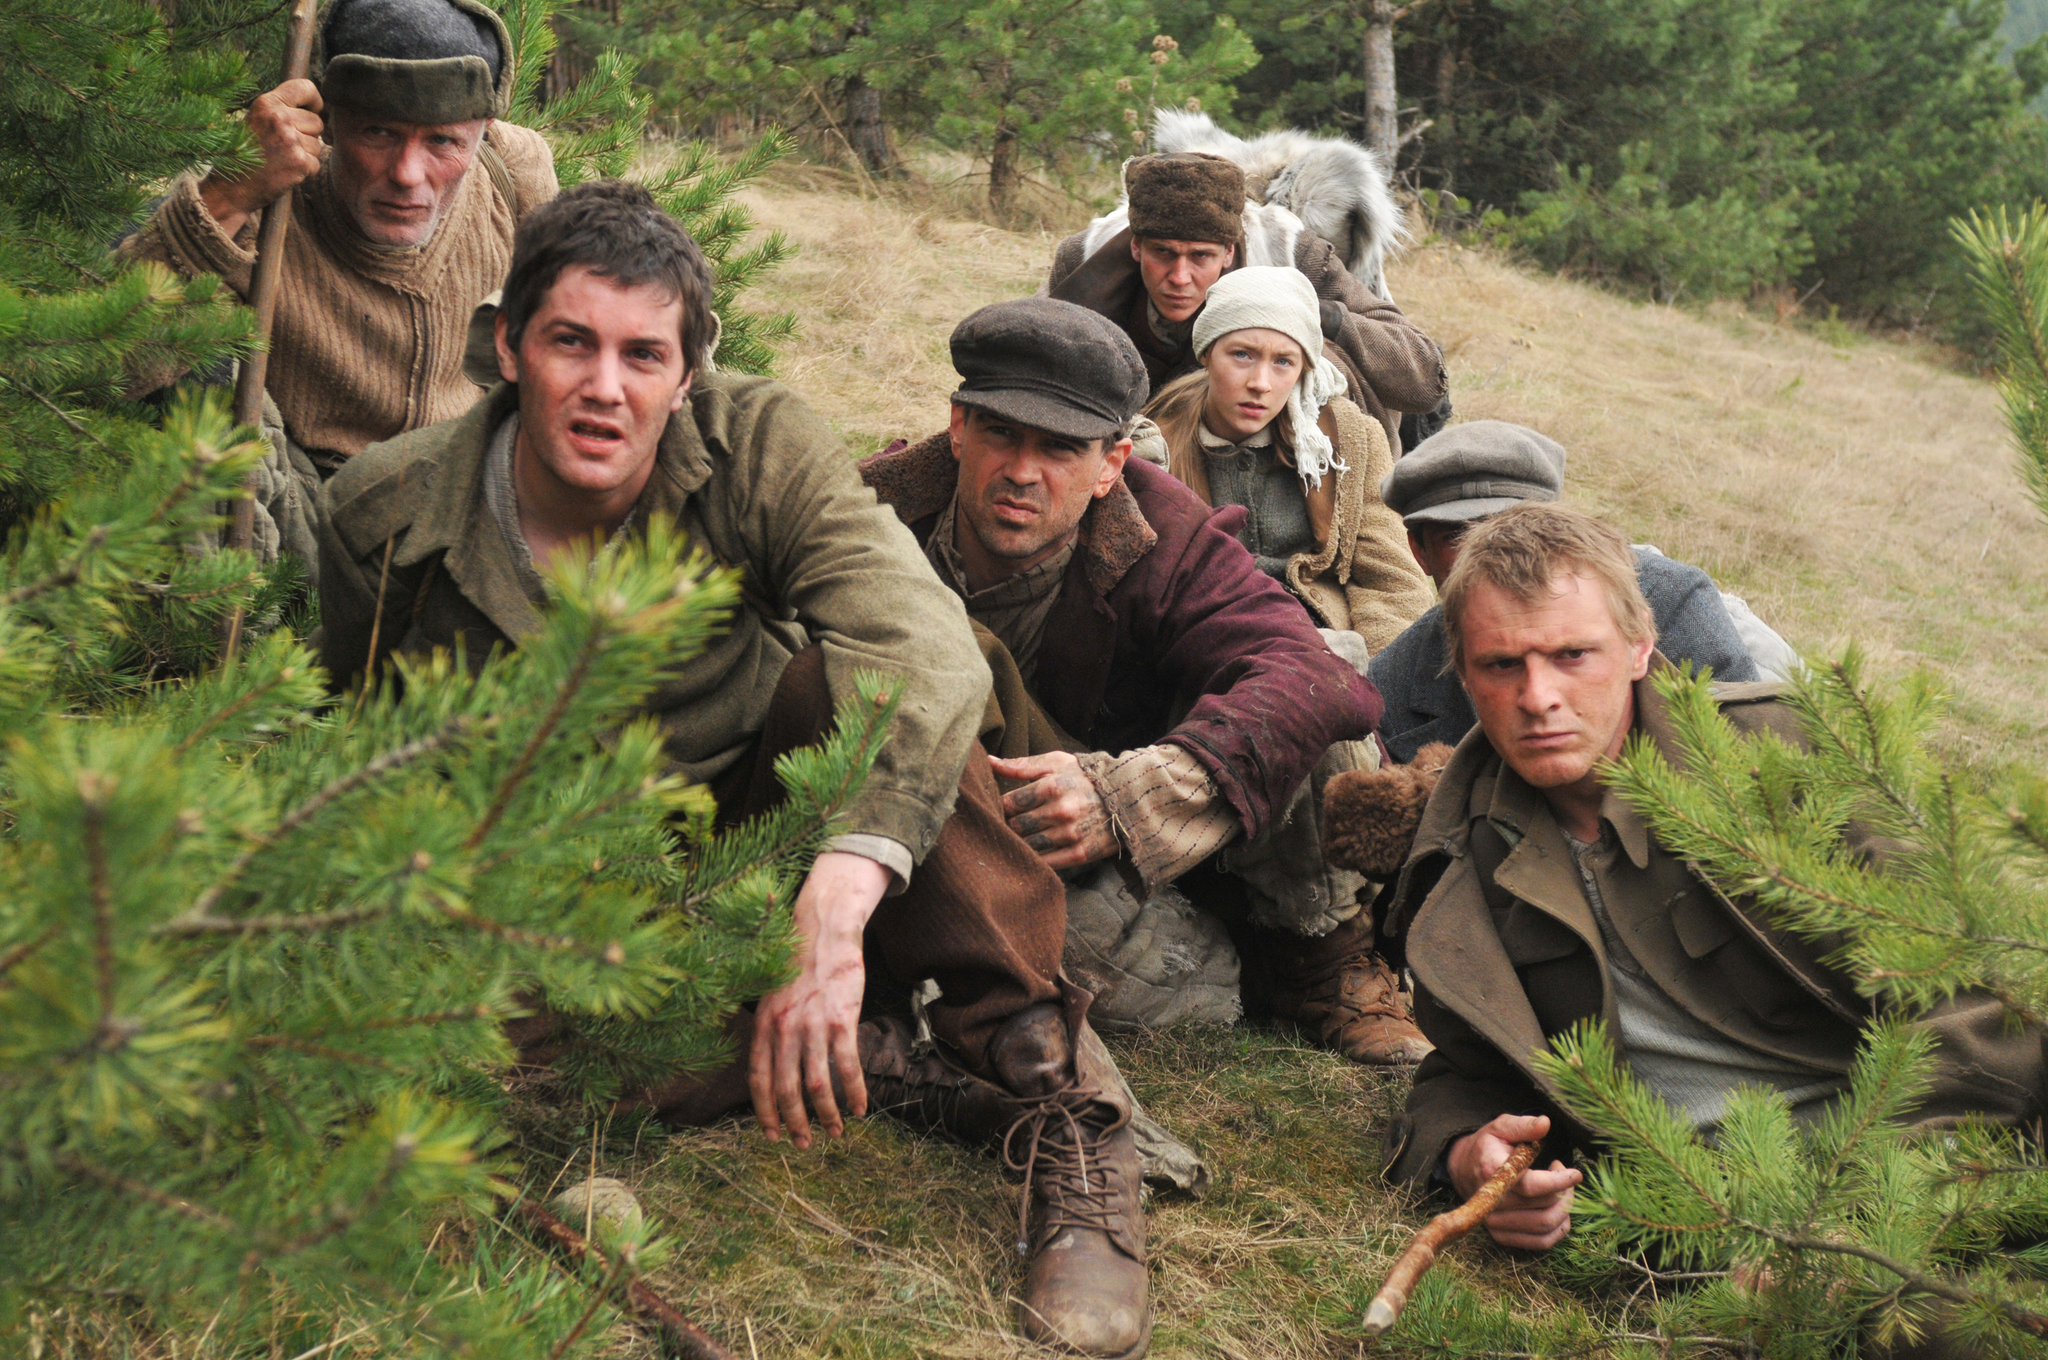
[{"x1": 1144, "y1": 266, "x2": 1433, "y2": 654}]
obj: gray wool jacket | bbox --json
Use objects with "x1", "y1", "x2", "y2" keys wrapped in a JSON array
[{"x1": 1370, "y1": 548, "x2": 1759, "y2": 764}]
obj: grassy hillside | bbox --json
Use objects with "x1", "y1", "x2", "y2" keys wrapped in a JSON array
[
  {"x1": 71, "y1": 170, "x2": 2037, "y2": 1360},
  {"x1": 741, "y1": 167, "x2": 2048, "y2": 772},
  {"x1": 564, "y1": 172, "x2": 2048, "y2": 1359}
]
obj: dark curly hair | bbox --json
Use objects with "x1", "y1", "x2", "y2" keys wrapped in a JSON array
[{"x1": 497, "y1": 179, "x2": 717, "y2": 371}]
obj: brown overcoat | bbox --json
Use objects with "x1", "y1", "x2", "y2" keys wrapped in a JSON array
[
  {"x1": 315, "y1": 376, "x2": 993, "y2": 862},
  {"x1": 1380, "y1": 662, "x2": 2047, "y2": 1186},
  {"x1": 1046, "y1": 225, "x2": 1447, "y2": 453}
]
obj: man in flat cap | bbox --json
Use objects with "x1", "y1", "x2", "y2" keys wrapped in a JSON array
[
  {"x1": 859, "y1": 299, "x2": 1421, "y2": 1065},
  {"x1": 318, "y1": 181, "x2": 1154, "y2": 1359},
  {"x1": 126, "y1": 0, "x2": 557, "y2": 577},
  {"x1": 1368, "y1": 420, "x2": 1764, "y2": 764},
  {"x1": 1045, "y1": 151, "x2": 1448, "y2": 454}
]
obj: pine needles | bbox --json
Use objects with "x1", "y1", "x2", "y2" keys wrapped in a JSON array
[{"x1": 1954, "y1": 205, "x2": 2048, "y2": 523}]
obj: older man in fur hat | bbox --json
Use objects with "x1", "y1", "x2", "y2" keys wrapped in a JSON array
[
  {"x1": 1046, "y1": 151, "x2": 1447, "y2": 454},
  {"x1": 124, "y1": 0, "x2": 557, "y2": 575}
]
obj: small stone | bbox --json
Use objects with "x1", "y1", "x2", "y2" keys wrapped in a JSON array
[{"x1": 549, "y1": 1176, "x2": 644, "y2": 1236}]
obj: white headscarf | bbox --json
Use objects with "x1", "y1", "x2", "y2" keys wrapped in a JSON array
[{"x1": 1191, "y1": 266, "x2": 1350, "y2": 489}]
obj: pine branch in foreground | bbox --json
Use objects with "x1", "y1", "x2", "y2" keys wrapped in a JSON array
[
  {"x1": 1531, "y1": 1022, "x2": 2048, "y2": 1358},
  {"x1": 1463, "y1": 657, "x2": 2048, "y2": 1357},
  {"x1": 1605, "y1": 656, "x2": 2048, "y2": 1026},
  {"x1": 1954, "y1": 204, "x2": 2048, "y2": 524},
  {"x1": 0, "y1": 484, "x2": 898, "y2": 1354}
]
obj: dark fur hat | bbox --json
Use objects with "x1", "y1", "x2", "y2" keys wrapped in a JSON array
[
  {"x1": 316, "y1": 0, "x2": 512, "y2": 123},
  {"x1": 1124, "y1": 153, "x2": 1245, "y2": 248},
  {"x1": 1321, "y1": 743, "x2": 1455, "y2": 879}
]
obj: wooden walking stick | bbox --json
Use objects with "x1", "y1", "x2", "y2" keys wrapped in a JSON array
[
  {"x1": 1362, "y1": 1140, "x2": 1541, "y2": 1338},
  {"x1": 225, "y1": 0, "x2": 321, "y2": 555}
]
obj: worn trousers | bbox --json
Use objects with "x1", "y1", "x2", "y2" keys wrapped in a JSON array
[
  {"x1": 706, "y1": 644, "x2": 1067, "y2": 1076},
  {"x1": 514, "y1": 643, "x2": 1067, "y2": 1123}
]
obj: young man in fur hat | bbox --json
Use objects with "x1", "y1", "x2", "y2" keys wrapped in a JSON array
[
  {"x1": 860, "y1": 297, "x2": 1436, "y2": 1068},
  {"x1": 125, "y1": 0, "x2": 558, "y2": 577},
  {"x1": 318, "y1": 181, "x2": 1153, "y2": 1360},
  {"x1": 1045, "y1": 151, "x2": 1448, "y2": 453}
]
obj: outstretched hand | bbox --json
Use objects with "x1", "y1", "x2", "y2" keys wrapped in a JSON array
[
  {"x1": 201, "y1": 78, "x2": 327, "y2": 237},
  {"x1": 1446, "y1": 1113, "x2": 1580, "y2": 1251},
  {"x1": 989, "y1": 751, "x2": 1119, "y2": 869},
  {"x1": 748, "y1": 851, "x2": 886, "y2": 1150}
]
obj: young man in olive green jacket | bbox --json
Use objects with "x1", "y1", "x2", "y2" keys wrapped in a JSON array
[{"x1": 317, "y1": 180, "x2": 1152, "y2": 1358}]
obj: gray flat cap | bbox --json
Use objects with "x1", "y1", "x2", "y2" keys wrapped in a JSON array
[
  {"x1": 950, "y1": 298, "x2": 1148, "y2": 442},
  {"x1": 1380, "y1": 420, "x2": 1567, "y2": 527}
]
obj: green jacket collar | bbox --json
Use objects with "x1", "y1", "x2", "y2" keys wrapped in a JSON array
[{"x1": 394, "y1": 379, "x2": 725, "y2": 643}]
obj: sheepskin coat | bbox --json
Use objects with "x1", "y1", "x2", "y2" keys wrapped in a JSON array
[
  {"x1": 1046, "y1": 222, "x2": 1446, "y2": 453},
  {"x1": 1274, "y1": 396, "x2": 1434, "y2": 652},
  {"x1": 859, "y1": 435, "x2": 1380, "y2": 844}
]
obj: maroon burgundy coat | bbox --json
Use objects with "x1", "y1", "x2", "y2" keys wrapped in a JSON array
[{"x1": 860, "y1": 434, "x2": 1382, "y2": 842}]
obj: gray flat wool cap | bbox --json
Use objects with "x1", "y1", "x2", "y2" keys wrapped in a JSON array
[
  {"x1": 1380, "y1": 419, "x2": 1567, "y2": 527},
  {"x1": 950, "y1": 298, "x2": 1148, "y2": 442}
]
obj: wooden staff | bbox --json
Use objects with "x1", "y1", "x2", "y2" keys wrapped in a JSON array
[
  {"x1": 1362, "y1": 1140, "x2": 1541, "y2": 1337},
  {"x1": 513, "y1": 1197, "x2": 739, "y2": 1360},
  {"x1": 225, "y1": 0, "x2": 320, "y2": 554}
]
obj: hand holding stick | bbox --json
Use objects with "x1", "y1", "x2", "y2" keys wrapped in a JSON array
[
  {"x1": 225, "y1": 0, "x2": 320, "y2": 556},
  {"x1": 1362, "y1": 1140, "x2": 1541, "y2": 1337}
]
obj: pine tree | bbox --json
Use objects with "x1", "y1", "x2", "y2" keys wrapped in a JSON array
[
  {"x1": 609, "y1": 0, "x2": 1255, "y2": 219},
  {"x1": 1516, "y1": 654, "x2": 2048, "y2": 1355},
  {"x1": 498, "y1": 0, "x2": 798, "y2": 372},
  {"x1": 0, "y1": 0, "x2": 849, "y2": 1353},
  {"x1": 1955, "y1": 204, "x2": 2048, "y2": 523}
]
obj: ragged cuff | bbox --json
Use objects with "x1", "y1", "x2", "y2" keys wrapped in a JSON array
[
  {"x1": 125, "y1": 173, "x2": 258, "y2": 293},
  {"x1": 1076, "y1": 743, "x2": 1240, "y2": 890}
]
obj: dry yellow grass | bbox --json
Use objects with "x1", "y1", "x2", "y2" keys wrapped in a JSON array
[
  {"x1": 1396, "y1": 245, "x2": 2048, "y2": 767},
  {"x1": 737, "y1": 171, "x2": 2048, "y2": 767},
  {"x1": 558, "y1": 169, "x2": 2048, "y2": 1360}
]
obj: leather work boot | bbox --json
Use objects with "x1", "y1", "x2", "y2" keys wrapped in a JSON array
[
  {"x1": 1264, "y1": 912, "x2": 1432, "y2": 1067},
  {"x1": 994, "y1": 1001, "x2": 1150, "y2": 1359},
  {"x1": 858, "y1": 1014, "x2": 1022, "y2": 1146}
]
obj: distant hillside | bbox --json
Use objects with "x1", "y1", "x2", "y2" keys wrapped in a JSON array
[{"x1": 738, "y1": 167, "x2": 2048, "y2": 772}]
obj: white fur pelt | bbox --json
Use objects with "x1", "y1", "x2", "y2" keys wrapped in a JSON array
[{"x1": 1078, "y1": 111, "x2": 1408, "y2": 302}]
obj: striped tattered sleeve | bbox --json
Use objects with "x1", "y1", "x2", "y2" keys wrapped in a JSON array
[{"x1": 1077, "y1": 743, "x2": 1242, "y2": 890}]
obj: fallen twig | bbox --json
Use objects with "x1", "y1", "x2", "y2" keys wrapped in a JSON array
[
  {"x1": 512, "y1": 1196, "x2": 738, "y2": 1360},
  {"x1": 1363, "y1": 1141, "x2": 1540, "y2": 1337}
]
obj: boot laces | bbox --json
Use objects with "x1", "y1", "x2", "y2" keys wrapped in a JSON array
[
  {"x1": 1325, "y1": 955, "x2": 1408, "y2": 1023},
  {"x1": 999, "y1": 1082, "x2": 1130, "y2": 1257}
]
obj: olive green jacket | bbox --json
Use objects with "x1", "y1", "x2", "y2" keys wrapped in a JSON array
[
  {"x1": 316, "y1": 375, "x2": 992, "y2": 861},
  {"x1": 1381, "y1": 661, "x2": 2046, "y2": 1186}
]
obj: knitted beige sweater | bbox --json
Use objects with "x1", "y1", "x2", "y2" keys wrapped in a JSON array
[{"x1": 124, "y1": 122, "x2": 556, "y2": 464}]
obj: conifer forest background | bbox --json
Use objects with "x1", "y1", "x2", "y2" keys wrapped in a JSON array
[{"x1": 6, "y1": 0, "x2": 2048, "y2": 1354}]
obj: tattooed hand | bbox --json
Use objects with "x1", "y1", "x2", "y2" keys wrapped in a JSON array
[{"x1": 989, "y1": 751, "x2": 1120, "y2": 869}]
